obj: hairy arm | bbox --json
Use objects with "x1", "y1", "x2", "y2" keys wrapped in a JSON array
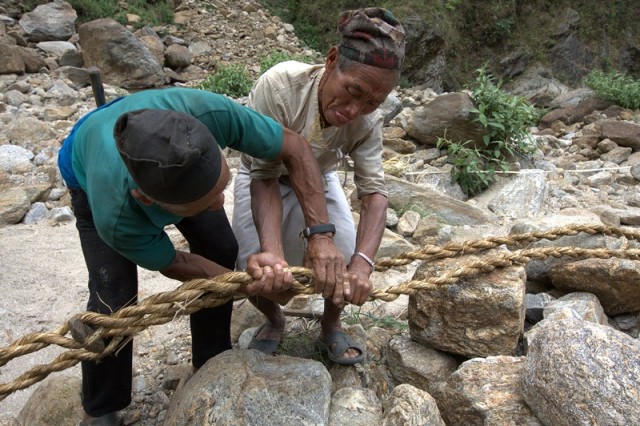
[
  {"x1": 253, "y1": 127, "x2": 348, "y2": 305},
  {"x1": 160, "y1": 250, "x2": 290, "y2": 295}
]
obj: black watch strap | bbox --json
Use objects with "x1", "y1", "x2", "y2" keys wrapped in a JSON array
[{"x1": 300, "y1": 223, "x2": 336, "y2": 239}]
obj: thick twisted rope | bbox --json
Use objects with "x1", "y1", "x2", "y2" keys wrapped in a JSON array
[
  {"x1": 1, "y1": 224, "x2": 639, "y2": 401},
  {"x1": 374, "y1": 223, "x2": 640, "y2": 270}
]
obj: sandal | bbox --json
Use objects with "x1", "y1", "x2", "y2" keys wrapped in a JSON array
[
  {"x1": 248, "y1": 323, "x2": 281, "y2": 355},
  {"x1": 318, "y1": 330, "x2": 366, "y2": 365}
]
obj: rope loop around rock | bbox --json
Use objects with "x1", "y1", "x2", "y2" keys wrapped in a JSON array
[{"x1": 1, "y1": 223, "x2": 639, "y2": 401}]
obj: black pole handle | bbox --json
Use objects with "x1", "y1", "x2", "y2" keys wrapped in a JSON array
[{"x1": 88, "y1": 66, "x2": 106, "y2": 107}]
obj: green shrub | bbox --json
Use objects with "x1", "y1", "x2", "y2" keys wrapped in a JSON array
[
  {"x1": 585, "y1": 69, "x2": 640, "y2": 110},
  {"x1": 68, "y1": 0, "x2": 119, "y2": 23},
  {"x1": 437, "y1": 138, "x2": 507, "y2": 196},
  {"x1": 438, "y1": 67, "x2": 541, "y2": 196},
  {"x1": 258, "y1": 50, "x2": 314, "y2": 75},
  {"x1": 25, "y1": 0, "x2": 173, "y2": 27},
  {"x1": 122, "y1": 0, "x2": 174, "y2": 28},
  {"x1": 198, "y1": 64, "x2": 254, "y2": 98}
]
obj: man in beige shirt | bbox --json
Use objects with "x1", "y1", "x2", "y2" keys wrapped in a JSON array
[{"x1": 233, "y1": 7, "x2": 405, "y2": 364}]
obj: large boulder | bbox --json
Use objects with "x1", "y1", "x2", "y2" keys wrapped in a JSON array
[
  {"x1": 401, "y1": 15, "x2": 446, "y2": 93},
  {"x1": 78, "y1": 18, "x2": 168, "y2": 90},
  {"x1": 405, "y1": 92, "x2": 486, "y2": 148},
  {"x1": 18, "y1": 0, "x2": 77, "y2": 42},
  {"x1": 523, "y1": 318, "x2": 640, "y2": 425},
  {"x1": 164, "y1": 349, "x2": 331, "y2": 425}
]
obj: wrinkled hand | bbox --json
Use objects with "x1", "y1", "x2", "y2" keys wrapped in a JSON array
[
  {"x1": 345, "y1": 263, "x2": 373, "y2": 306},
  {"x1": 305, "y1": 235, "x2": 349, "y2": 306},
  {"x1": 245, "y1": 252, "x2": 292, "y2": 296}
]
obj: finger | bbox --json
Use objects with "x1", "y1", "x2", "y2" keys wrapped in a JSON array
[
  {"x1": 283, "y1": 269, "x2": 293, "y2": 290},
  {"x1": 324, "y1": 257, "x2": 341, "y2": 299},
  {"x1": 314, "y1": 261, "x2": 327, "y2": 294},
  {"x1": 335, "y1": 261, "x2": 345, "y2": 298},
  {"x1": 343, "y1": 276, "x2": 354, "y2": 304},
  {"x1": 331, "y1": 267, "x2": 343, "y2": 306},
  {"x1": 355, "y1": 281, "x2": 373, "y2": 306},
  {"x1": 321, "y1": 263, "x2": 336, "y2": 299},
  {"x1": 342, "y1": 271, "x2": 351, "y2": 299},
  {"x1": 347, "y1": 277, "x2": 359, "y2": 305},
  {"x1": 272, "y1": 264, "x2": 285, "y2": 291},
  {"x1": 261, "y1": 266, "x2": 274, "y2": 293},
  {"x1": 353, "y1": 286, "x2": 365, "y2": 305},
  {"x1": 246, "y1": 257, "x2": 263, "y2": 279},
  {"x1": 244, "y1": 279, "x2": 260, "y2": 296}
]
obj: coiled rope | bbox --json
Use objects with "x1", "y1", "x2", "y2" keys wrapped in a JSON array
[{"x1": 1, "y1": 223, "x2": 639, "y2": 401}]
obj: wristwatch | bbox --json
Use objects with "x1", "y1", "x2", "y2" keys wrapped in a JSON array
[{"x1": 300, "y1": 223, "x2": 336, "y2": 239}]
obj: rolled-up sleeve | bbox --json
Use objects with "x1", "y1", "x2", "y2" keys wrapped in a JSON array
[
  {"x1": 247, "y1": 71, "x2": 291, "y2": 180},
  {"x1": 348, "y1": 115, "x2": 388, "y2": 198}
]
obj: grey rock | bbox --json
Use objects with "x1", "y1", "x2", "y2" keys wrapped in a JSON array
[
  {"x1": 22, "y1": 201, "x2": 48, "y2": 224},
  {"x1": 386, "y1": 175, "x2": 497, "y2": 227},
  {"x1": 78, "y1": 18, "x2": 168, "y2": 90},
  {"x1": 329, "y1": 387, "x2": 382, "y2": 426},
  {"x1": 523, "y1": 319, "x2": 640, "y2": 426},
  {"x1": 0, "y1": 144, "x2": 33, "y2": 172},
  {"x1": 0, "y1": 186, "x2": 30, "y2": 226},
  {"x1": 410, "y1": 262, "x2": 526, "y2": 358},
  {"x1": 164, "y1": 43, "x2": 191, "y2": 69},
  {"x1": 386, "y1": 335, "x2": 457, "y2": 400},
  {"x1": 16, "y1": 375, "x2": 83, "y2": 425},
  {"x1": 164, "y1": 350, "x2": 331, "y2": 425},
  {"x1": 550, "y1": 258, "x2": 640, "y2": 315},
  {"x1": 382, "y1": 384, "x2": 445, "y2": 426},
  {"x1": 441, "y1": 356, "x2": 542, "y2": 426},
  {"x1": 35, "y1": 40, "x2": 76, "y2": 58},
  {"x1": 406, "y1": 92, "x2": 486, "y2": 147},
  {"x1": 488, "y1": 171, "x2": 548, "y2": 219},
  {"x1": 18, "y1": 0, "x2": 77, "y2": 42},
  {"x1": 48, "y1": 206, "x2": 74, "y2": 223},
  {"x1": 525, "y1": 293, "x2": 545, "y2": 324}
]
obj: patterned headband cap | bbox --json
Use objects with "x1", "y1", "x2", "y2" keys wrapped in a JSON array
[{"x1": 337, "y1": 7, "x2": 406, "y2": 70}]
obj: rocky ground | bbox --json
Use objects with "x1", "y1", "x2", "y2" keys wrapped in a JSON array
[{"x1": 2, "y1": 0, "x2": 640, "y2": 425}]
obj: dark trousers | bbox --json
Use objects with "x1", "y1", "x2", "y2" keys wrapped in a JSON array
[{"x1": 70, "y1": 189, "x2": 238, "y2": 417}]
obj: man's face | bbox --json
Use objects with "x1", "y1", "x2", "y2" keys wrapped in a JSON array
[
  {"x1": 155, "y1": 158, "x2": 231, "y2": 217},
  {"x1": 320, "y1": 53, "x2": 400, "y2": 127}
]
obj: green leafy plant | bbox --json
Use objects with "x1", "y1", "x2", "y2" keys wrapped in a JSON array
[
  {"x1": 585, "y1": 69, "x2": 640, "y2": 110},
  {"x1": 439, "y1": 67, "x2": 541, "y2": 196},
  {"x1": 443, "y1": 0, "x2": 462, "y2": 11},
  {"x1": 25, "y1": 0, "x2": 174, "y2": 27},
  {"x1": 197, "y1": 64, "x2": 254, "y2": 98},
  {"x1": 343, "y1": 306, "x2": 408, "y2": 333},
  {"x1": 121, "y1": 0, "x2": 174, "y2": 28},
  {"x1": 258, "y1": 50, "x2": 314, "y2": 75},
  {"x1": 437, "y1": 138, "x2": 506, "y2": 196}
]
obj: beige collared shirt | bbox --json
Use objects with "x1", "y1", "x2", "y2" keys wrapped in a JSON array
[{"x1": 242, "y1": 60, "x2": 387, "y2": 198}]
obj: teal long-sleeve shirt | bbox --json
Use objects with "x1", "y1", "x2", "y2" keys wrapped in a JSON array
[{"x1": 58, "y1": 87, "x2": 283, "y2": 271}]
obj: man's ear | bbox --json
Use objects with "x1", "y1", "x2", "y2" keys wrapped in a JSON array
[
  {"x1": 326, "y1": 46, "x2": 339, "y2": 71},
  {"x1": 131, "y1": 188, "x2": 154, "y2": 206}
]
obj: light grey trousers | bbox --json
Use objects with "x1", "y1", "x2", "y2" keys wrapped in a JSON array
[{"x1": 232, "y1": 165, "x2": 356, "y2": 270}]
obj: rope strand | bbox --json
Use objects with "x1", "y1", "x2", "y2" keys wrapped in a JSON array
[{"x1": 1, "y1": 223, "x2": 638, "y2": 401}]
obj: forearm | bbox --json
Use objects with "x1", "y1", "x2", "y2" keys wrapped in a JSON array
[
  {"x1": 277, "y1": 127, "x2": 330, "y2": 226},
  {"x1": 159, "y1": 250, "x2": 230, "y2": 282},
  {"x1": 250, "y1": 178, "x2": 285, "y2": 256},
  {"x1": 351, "y1": 193, "x2": 388, "y2": 270}
]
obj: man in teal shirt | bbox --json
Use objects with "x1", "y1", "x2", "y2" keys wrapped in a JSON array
[{"x1": 58, "y1": 87, "x2": 348, "y2": 425}]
